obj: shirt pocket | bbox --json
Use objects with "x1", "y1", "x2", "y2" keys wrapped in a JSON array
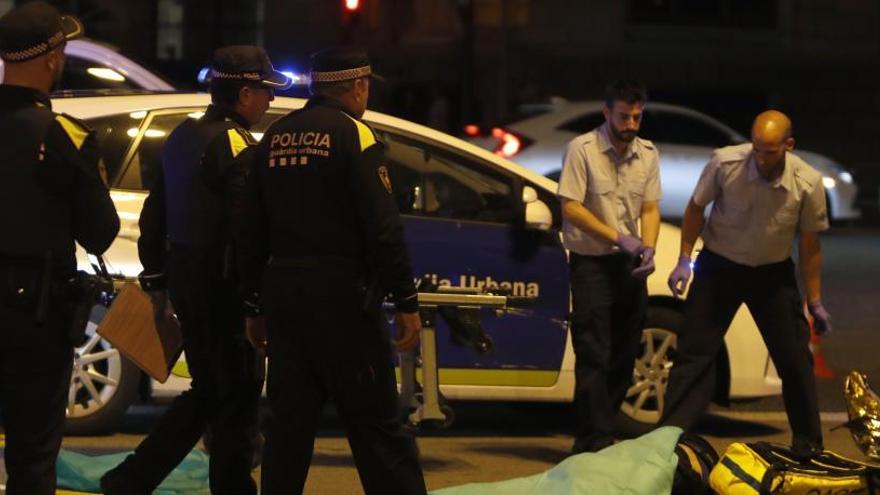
[
  {"x1": 589, "y1": 178, "x2": 616, "y2": 196},
  {"x1": 772, "y1": 202, "x2": 800, "y2": 231}
]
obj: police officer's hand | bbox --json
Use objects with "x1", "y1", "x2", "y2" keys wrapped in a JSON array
[
  {"x1": 668, "y1": 256, "x2": 692, "y2": 298},
  {"x1": 807, "y1": 301, "x2": 832, "y2": 335},
  {"x1": 246, "y1": 316, "x2": 268, "y2": 351},
  {"x1": 616, "y1": 233, "x2": 645, "y2": 257},
  {"x1": 394, "y1": 311, "x2": 422, "y2": 352},
  {"x1": 147, "y1": 290, "x2": 174, "y2": 327}
]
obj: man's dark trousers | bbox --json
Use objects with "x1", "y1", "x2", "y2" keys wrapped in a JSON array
[
  {"x1": 111, "y1": 247, "x2": 262, "y2": 494},
  {"x1": 0, "y1": 289, "x2": 73, "y2": 495},
  {"x1": 260, "y1": 261, "x2": 426, "y2": 495},
  {"x1": 661, "y1": 249, "x2": 822, "y2": 451},
  {"x1": 569, "y1": 252, "x2": 647, "y2": 453}
]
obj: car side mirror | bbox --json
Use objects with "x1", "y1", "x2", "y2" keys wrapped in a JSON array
[{"x1": 522, "y1": 185, "x2": 552, "y2": 231}]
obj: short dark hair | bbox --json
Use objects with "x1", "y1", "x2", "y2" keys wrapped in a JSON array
[
  {"x1": 309, "y1": 79, "x2": 355, "y2": 99},
  {"x1": 604, "y1": 80, "x2": 647, "y2": 109}
]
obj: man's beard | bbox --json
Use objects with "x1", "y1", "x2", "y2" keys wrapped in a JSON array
[{"x1": 610, "y1": 125, "x2": 637, "y2": 143}]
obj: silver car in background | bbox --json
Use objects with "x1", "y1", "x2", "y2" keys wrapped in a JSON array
[
  {"x1": 1, "y1": 38, "x2": 174, "y2": 91},
  {"x1": 472, "y1": 99, "x2": 860, "y2": 221}
]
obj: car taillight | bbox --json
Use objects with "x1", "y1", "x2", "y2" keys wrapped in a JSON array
[
  {"x1": 463, "y1": 124, "x2": 481, "y2": 137},
  {"x1": 491, "y1": 128, "x2": 530, "y2": 158}
]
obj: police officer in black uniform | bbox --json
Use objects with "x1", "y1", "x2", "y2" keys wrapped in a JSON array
[
  {"x1": 100, "y1": 46, "x2": 291, "y2": 495},
  {"x1": 240, "y1": 46, "x2": 426, "y2": 495},
  {"x1": 0, "y1": 3, "x2": 119, "y2": 494}
]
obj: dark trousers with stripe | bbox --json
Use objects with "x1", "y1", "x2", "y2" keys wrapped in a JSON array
[
  {"x1": 661, "y1": 249, "x2": 822, "y2": 452},
  {"x1": 569, "y1": 252, "x2": 648, "y2": 453},
  {"x1": 260, "y1": 261, "x2": 426, "y2": 495}
]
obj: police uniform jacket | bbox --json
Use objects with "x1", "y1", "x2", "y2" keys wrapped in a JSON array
[
  {"x1": 241, "y1": 95, "x2": 418, "y2": 313},
  {"x1": 137, "y1": 104, "x2": 257, "y2": 290},
  {"x1": 0, "y1": 84, "x2": 119, "y2": 276}
]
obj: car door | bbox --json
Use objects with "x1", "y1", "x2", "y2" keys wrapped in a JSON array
[{"x1": 372, "y1": 125, "x2": 570, "y2": 388}]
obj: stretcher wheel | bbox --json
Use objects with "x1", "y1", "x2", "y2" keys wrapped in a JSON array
[{"x1": 438, "y1": 404, "x2": 455, "y2": 428}]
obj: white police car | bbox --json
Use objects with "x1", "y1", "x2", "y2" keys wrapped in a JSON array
[{"x1": 52, "y1": 93, "x2": 782, "y2": 435}]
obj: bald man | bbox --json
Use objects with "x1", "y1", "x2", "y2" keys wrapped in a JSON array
[{"x1": 661, "y1": 110, "x2": 829, "y2": 456}]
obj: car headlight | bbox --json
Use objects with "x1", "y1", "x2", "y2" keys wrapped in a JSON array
[
  {"x1": 822, "y1": 176, "x2": 836, "y2": 189},
  {"x1": 839, "y1": 171, "x2": 854, "y2": 184}
]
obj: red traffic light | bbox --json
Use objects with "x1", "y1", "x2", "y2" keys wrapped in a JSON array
[{"x1": 344, "y1": 0, "x2": 360, "y2": 11}]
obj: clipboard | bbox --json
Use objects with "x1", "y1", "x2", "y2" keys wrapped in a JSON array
[{"x1": 97, "y1": 282, "x2": 183, "y2": 383}]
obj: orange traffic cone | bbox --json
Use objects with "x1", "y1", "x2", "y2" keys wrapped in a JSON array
[{"x1": 804, "y1": 301, "x2": 834, "y2": 379}]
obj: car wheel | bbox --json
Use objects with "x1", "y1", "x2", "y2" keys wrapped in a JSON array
[
  {"x1": 615, "y1": 306, "x2": 682, "y2": 438},
  {"x1": 64, "y1": 305, "x2": 140, "y2": 436}
]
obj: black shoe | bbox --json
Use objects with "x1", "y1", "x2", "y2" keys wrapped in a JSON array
[
  {"x1": 790, "y1": 439, "x2": 824, "y2": 461},
  {"x1": 100, "y1": 466, "x2": 151, "y2": 495}
]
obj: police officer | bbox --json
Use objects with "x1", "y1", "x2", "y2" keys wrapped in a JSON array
[
  {"x1": 663, "y1": 110, "x2": 829, "y2": 457},
  {"x1": 557, "y1": 81, "x2": 661, "y2": 454},
  {"x1": 99, "y1": 46, "x2": 291, "y2": 494},
  {"x1": 239, "y1": 46, "x2": 426, "y2": 495},
  {"x1": 0, "y1": 3, "x2": 119, "y2": 494}
]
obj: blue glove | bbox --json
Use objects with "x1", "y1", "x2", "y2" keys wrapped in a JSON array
[
  {"x1": 667, "y1": 256, "x2": 692, "y2": 297},
  {"x1": 616, "y1": 233, "x2": 644, "y2": 257},
  {"x1": 631, "y1": 247, "x2": 655, "y2": 279},
  {"x1": 807, "y1": 301, "x2": 832, "y2": 335}
]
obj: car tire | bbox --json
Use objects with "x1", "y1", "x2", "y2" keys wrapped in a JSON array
[
  {"x1": 615, "y1": 305, "x2": 685, "y2": 438},
  {"x1": 64, "y1": 305, "x2": 141, "y2": 436}
]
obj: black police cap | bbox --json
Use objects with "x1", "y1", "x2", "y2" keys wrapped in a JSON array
[
  {"x1": 309, "y1": 46, "x2": 375, "y2": 83},
  {"x1": 209, "y1": 45, "x2": 292, "y2": 90},
  {"x1": 0, "y1": 1, "x2": 83, "y2": 63}
]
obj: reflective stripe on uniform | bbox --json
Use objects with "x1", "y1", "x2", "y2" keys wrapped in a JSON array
[
  {"x1": 227, "y1": 128, "x2": 249, "y2": 158},
  {"x1": 55, "y1": 114, "x2": 89, "y2": 150},
  {"x1": 343, "y1": 113, "x2": 376, "y2": 152}
]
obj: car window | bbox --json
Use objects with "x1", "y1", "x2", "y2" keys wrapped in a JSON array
[
  {"x1": 86, "y1": 112, "x2": 145, "y2": 183},
  {"x1": 557, "y1": 111, "x2": 605, "y2": 134},
  {"x1": 374, "y1": 127, "x2": 518, "y2": 224},
  {"x1": 640, "y1": 110, "x2": 734, "y2": 148},
  {"x1": 117, "y1": 112, "x2": 188, "y2": 190},
  {"x1": 114, "y1": 108, "x2": 290, "y2": 191},
  {"x1": 59, "y1": 55, "x2": 140, "y2": 91}
]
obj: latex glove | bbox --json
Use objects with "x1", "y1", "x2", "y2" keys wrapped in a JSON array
[
  {"x1": 667, "y1": 256, "x2": 692, "y2": 298},
  {"x1": 394, "y1": 311, "x2": 422, "y2": 352},
  {"x1": 246, "y1": 316, "x2": 268, "y2": 351},
  {"x1": 616, "y1": 233, "x2": 645, "y2": 257},
  {"x1": 631, "y1": 247, "x2": 656, "y2": 279},
  {"x1": 807, "y1": 301, "x2": 832, "y2": 335}
]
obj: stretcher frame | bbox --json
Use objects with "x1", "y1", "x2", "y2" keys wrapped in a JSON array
[{"x1": 398, "y1": 287, "x2": 524, "y2": 427}]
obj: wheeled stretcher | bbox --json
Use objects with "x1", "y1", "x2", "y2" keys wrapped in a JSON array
[{"x1": 398, "y1": 285, "x2": 533, "y2": 428}]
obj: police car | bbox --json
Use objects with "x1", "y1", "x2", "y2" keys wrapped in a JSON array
[{"x1": 51, "y1": 93, "x2": 782, "y2": 435}]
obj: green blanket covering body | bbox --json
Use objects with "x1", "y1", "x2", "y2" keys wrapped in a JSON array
[{"x1": 430, "y1": 426, "x2": 683, "y2": 495}]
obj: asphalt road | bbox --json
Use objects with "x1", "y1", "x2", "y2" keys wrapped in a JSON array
[{"x1": 1, "y1": 226, "x2": 877, "y2": 493}]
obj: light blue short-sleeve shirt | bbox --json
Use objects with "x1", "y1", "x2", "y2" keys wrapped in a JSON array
[
  {"x1": 693, "y1": 143, "x2": 829, "y2": 266},
  {"x1": 557, "y1": 123, "x2": 661, "y2": 256}
]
